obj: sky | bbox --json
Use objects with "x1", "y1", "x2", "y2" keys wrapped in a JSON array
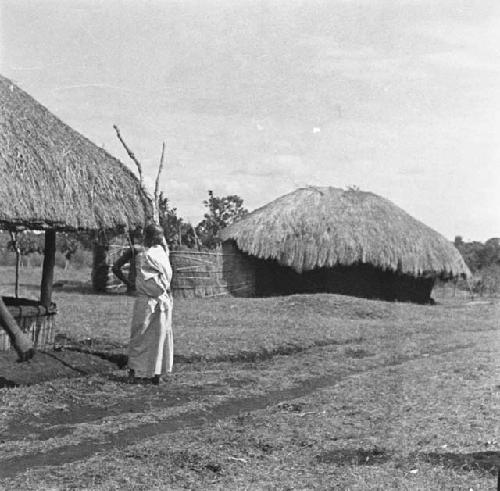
[{"x1": 1, "y1": 0, "x2": 499, "y2": 241}]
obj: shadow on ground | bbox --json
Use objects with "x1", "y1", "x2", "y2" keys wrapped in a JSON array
[
  {"x1": 315, "y1": 447, "x2": 391, "y2": 466},
  {"x1": 420, "y1": 451, "x2": 500, "y2": 475},
  {"x1": 0, "y1": 350, "x2": 116, "y2": 387},
  {"x1": 64, "y1": 335, "x2": 366, "y2": 367},
  {"x1": 315, "y1": 448, "x2": 499, "y2": 476}
]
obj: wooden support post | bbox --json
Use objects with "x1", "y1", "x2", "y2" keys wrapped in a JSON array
[
  {"x1": 127, "y1": 233, "x2": 137, "y2": 294},
  {"x1": 0, "y1": 297, "x2": 34, "y2": 361},
  {"x1": 40, "y1": 229, "x2": 56, "y2": 308},
  {"x1": 9, "y1": 231, "x2": 20, "y2": 298},
  {"x1": 15, "y1": 250, "x2": 20, "y2": 297}
]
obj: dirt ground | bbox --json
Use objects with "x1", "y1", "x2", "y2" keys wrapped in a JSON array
[
  {"x1": 0, "y1": 348, "x2": 117, "y2": 388},
  {"x1": 0, "y1": 267, "x2": 498, "y2": 489}
]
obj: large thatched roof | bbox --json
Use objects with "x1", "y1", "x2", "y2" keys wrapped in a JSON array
[
  {"x1": 219, "y1": 186, "x2": 470, "y2": 278},
  {"x1": 0, "y1": 75, "x2": 151, "y2": 231}
]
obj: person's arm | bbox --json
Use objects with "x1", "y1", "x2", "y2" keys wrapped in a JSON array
[{"x1": 112, "y1": 248, "x2": 135, "y2": 289}]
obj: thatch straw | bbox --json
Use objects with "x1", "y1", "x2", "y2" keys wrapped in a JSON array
[
  {"x1": 0, "y1": 75, "x2": 152, "y2": 231},
  {"x1": 219, "y1": 186, "x2": 471, "y2": 279}
]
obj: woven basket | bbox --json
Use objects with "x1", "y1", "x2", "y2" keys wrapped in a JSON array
[{"x1": 0, "y1": 297, "x2": 57, "y2": 351}]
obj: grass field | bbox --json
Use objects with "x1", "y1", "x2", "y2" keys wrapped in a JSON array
[{"x1": 0, "y1": 266, "x2": 499, "y2": 490}]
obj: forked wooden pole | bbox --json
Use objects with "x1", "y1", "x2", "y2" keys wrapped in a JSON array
[
  {"x1": 113, "y1": 124, "x2": 144, "y2": 188},
  {"x1": 113, "y1": 125, "x2": 166, "y2": 225}
]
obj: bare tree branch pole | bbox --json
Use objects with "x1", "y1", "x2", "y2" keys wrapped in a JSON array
[
  {"x1": 113, "y1": 125, "x2": 168, "y2": 226},
  {"x1": 113, "y1": 124, "x2": 156, "y2": 224},
  {"x1": 153, "y1": 142, "x2": 167, "y2": 224},
  {"x1": 113, "y1": 124, "x2": 144, "y2": 187}
]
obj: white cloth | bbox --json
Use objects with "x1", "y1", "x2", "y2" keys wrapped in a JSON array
[{"x1": 128, "y1": 245, "x2": 173, "y2": 377}]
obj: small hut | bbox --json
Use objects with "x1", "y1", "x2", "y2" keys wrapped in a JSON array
[
  {"x1": 219, "y1": 186, "x2": 471, "y2": 303},
  {"x1": 0, "y1": 74, "x2": 151, "y2": 354}
]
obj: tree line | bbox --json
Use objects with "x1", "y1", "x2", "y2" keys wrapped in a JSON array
[
  {"x1": 453, "y1": 236, "x2": 500, "y2": 272},
  {"x1": 159, "y1": 190, "x2": 248, "y2": 250},
  {"x1": 453, "y1": 236, "x2": 500, "y2": 296},
  {"x1": 0, "y1": 191, "x2": 248, "y2": 266}
]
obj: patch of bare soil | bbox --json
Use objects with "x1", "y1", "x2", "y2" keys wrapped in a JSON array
[{"x1": 0, "y1": 350, "x2": 116, "y2": 388}]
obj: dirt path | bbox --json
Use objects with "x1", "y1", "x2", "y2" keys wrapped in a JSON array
[{"x1": 0, "y1": 343, "x2": 475, "y2": 479}]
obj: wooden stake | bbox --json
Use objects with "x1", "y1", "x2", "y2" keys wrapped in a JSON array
[
  {"x1": 40, "y1": 229, "x2": 56, "y2": 308},
  {"x1": 126, "y1": 232, "x2": 137, "y2": 294}
]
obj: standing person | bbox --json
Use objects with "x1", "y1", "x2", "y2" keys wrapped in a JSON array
[{"x1": 113, "y1": 224, "x2": 173, "y2": 385}]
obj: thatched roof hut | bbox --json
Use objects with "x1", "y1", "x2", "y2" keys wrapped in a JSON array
[
  {"x1": 219, "y1": 186, "x2": 470, "y2": 302},
  {"x1": 0, "y1": 74, "x2": 151, "y2": 355},
  {"x1": 0, "y1": 74, "x2": 151, "y2": 231}
]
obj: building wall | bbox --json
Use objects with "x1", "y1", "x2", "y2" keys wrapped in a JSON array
[{"x1": 222, "y1": 241, "x2": 256, "y2": 297}]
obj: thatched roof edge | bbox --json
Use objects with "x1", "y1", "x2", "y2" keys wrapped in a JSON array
[
  {"x1": 220, "y1": 186, "x2": 471, "y2": 279},
  {"x1": 0, "y1": 74, "x2": 152, "y2": 232}
]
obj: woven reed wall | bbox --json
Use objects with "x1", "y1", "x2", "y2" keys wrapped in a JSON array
[
  {"x1": 170, "y1": 243, "x2": 256, "y2": 298},
  {"x1": 170, "y1": 250, "x2": 228, "y2": 298},
  {"x1": 91, "y1": 240, "x2": 258, "y2": 298},
  {"x1": 0, "y1": 298, "x2": 57, "y2": 351}
]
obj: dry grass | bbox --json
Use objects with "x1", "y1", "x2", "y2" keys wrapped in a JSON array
[
  {"x1": 0, "y1": 266, "x2": 498, "y2": 489},
  {"x1": 21, "y1": 346, "x2": 496, "y2": 490},
  {"x1": 0, "y1": 74, "x2": 150, "y2": 231},
  {"x1": 220, "y1": 186, "x2": 470, "y2": 278}
]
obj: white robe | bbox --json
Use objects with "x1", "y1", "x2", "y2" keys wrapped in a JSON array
[{"x1": 128, "y1": 244, "x2": 173, "y2": 378}]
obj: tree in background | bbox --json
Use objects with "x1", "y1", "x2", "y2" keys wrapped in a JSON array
[
  {"x1": 195, "y1": 191, "x2": 248, "y2": 249},
  {"x1": 158, "y1": 192, "x2": 198, "y2": 249},
  {"x1": 5, "y1": 231, "x2": 44, "y2": 296},
  {"x1": 481, "y1": 238, "x2": 500, "y2": 267},
  {"x1": 454, "y1": 236, "x2": 500, "y2": 296},
  {"x1": 7, "y1": 231, "x2": 44, "y2": 267},
  {"x1": 1, "y1": 230, "x2": 94, "y2": 270},
  {"x1": 454, "y1": 236, "x2": 500, "y2": 272},
  {"x1": 56, "y1": 233, "x2": 80, "y2": 270}
]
